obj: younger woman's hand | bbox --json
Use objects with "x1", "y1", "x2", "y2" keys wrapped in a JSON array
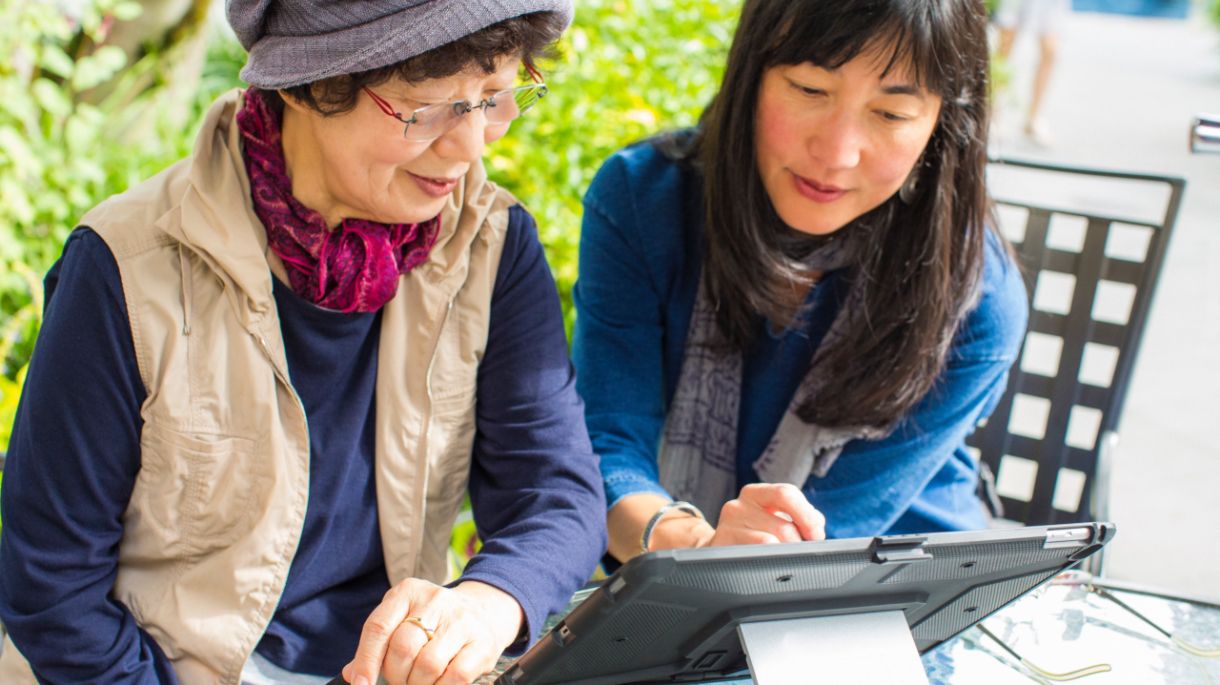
[
  {"x1": 342, "y1": 578, "x2": 523, "y2": 685},
  {"x1": 705, "y1": 483, "x2": 826, "y2": 547}
]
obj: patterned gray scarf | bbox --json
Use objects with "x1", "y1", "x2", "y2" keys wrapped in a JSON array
[{"x1": 658, "y1": 234, "x2": 892, "y2": 525}]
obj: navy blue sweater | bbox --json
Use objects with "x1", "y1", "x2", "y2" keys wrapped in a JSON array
[{"x1": 0, "y1": 205, "x2": 607, "y2": 682}]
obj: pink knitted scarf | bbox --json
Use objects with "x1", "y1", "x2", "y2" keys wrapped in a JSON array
[{"x1": 236, "y1": 88, "x2": 439, "y2": 313}]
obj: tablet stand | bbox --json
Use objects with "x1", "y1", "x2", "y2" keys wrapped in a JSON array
[{"x1": 737, "y1": 610, "x2": 929, "y2": 684}]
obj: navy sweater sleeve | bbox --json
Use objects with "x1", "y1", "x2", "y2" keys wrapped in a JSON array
[
  {"x1": 0, "y1": 229, "x2": 180, "y2": 684},
  {"x1": 459, "y1": 205, "x2": 608, "y2": 652}
]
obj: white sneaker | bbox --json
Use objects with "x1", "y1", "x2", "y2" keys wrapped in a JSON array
[{"x1": 1023, "y1": 119, "x2": 1054, "y2": 148}]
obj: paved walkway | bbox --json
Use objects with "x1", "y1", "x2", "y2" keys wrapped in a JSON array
[{"x1": 990, "y1": 10, "x2": 1220, "y2": 597}]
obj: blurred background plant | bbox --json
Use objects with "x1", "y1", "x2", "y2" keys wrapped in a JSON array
[
  {"x1": 487, "y1": 0, "x2": 736, "y2": 334},
  {"x1": 0, "y1": 0, "x2": 229, "y2": 455}
]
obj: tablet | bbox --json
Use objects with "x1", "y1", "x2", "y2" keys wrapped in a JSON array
[{"x1": 496, "y1": 523, "x2": 1115, "y2": 685}]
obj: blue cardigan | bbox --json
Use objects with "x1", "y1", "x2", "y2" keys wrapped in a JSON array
[
  {"x1": 573, "y1": 140, "x2": 1029, "y2": 538},
  {"x1": 0, "y1": 206, "x2": 606, "y2": 682}
]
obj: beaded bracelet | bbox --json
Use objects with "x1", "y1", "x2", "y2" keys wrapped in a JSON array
[{"x1": 640, "y1": 500, "x2": 705, "y2": 554}]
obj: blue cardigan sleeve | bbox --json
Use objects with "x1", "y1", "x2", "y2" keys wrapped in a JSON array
[
  {"x1": 0, "y1": 230, "x2": 180, "y2": 684},
  {"x1": 571, "y1": 152, "x2": 681, "y2": 510},
  {"x1": 460, "y1": 206, "x2": 608, "y2": 651}
]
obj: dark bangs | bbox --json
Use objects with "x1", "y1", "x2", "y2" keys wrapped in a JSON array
[{"x1": 765, "y1": 0, "x2": 970, "y2": 102}]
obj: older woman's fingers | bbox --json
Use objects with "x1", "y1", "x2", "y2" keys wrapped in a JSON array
[
  {"x1": 348, "y1": 584, "x2": 419, "y2": 685},
  {"x1": 738, "y1": 483, "x2": 826, "y2": 540},
  {"x1": 412, "y1": 630, "x2": 492, "y2": 683},
  {"x1": 437, "y1": 643, "x2": 497, "y2": 685},
  {"x1": 405, "y1": 626, "x2": 470, "y2": 685},
  {"x1": 351, "y1": 581, "x2": 436, "y2": 683},
  {"x1": 381, "y1": 615, "x2": 435, "y2": 685}
]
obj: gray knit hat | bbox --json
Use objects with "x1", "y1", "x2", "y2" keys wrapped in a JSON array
[{"x1": 227, "y1": 0, "x2": 574, "y2": 89}]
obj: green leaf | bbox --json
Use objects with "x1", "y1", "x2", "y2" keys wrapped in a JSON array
[
  {"x1": 0, "y1": 225, "x2": 19, "y2": 261},
  {"x1": 111, "y1": 1, "x2": 143, "y2": 21},
  {"x1": 0, "y1": 364, "x2": 30, "y2": 452},
  {"x1": 0, "y1": 126, "x2": 43, "y2": 179},
  {"x1": 37, "y1": 46, "x2": 75, "y2": 80},
  {"x1": 0, "y1": 177, "x2": 36, "y2": 225},
  {"x1": 71, "y1": 45, "x2": 128, "y2": 92},
  {"x1": 64, "y1": 105, "x2": 105, "y2": 154},
  {"x1": 0, "y1": 81, "x2": 38, "y2": 124},
  {"x1": 31, "y1": 78, "x2": 71, "y2": 119}
]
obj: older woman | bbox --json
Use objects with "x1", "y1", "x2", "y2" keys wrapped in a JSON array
[
  {"x1": 574, "y1": 0, "x2": 1028, "y2": 564},
  {"x1": 0, "y1": 2, "x2": 605, "y2": 684}
]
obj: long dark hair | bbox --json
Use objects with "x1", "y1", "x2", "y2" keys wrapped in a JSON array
[{"x1": 670, "y1": 0, "x2": 993, "y2": 428}]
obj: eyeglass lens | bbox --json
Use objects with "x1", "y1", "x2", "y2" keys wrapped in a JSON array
[{"x1": 403, "y1": 84, "x2": 547, "y2": 141}]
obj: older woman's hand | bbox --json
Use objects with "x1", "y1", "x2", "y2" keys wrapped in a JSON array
[
  {"x1": 342, "y1": 579, "x2": 523, "y2": 685},
  {"x1": 705, "y1": 483, "x2": 827, "y2": 547}
]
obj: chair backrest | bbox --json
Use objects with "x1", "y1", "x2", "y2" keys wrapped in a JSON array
[{"x1": 967, "y1": 158, "x2": 1186, "y2": 526}]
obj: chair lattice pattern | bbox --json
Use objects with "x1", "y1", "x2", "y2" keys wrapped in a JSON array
[{"x1": 966, "y1": 159, "x2": 1185, "y2": 526}]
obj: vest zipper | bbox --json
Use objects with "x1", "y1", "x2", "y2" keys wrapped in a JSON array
[
  {"x1": 178, "y1": 245, "x2": 193, "y2": 335},
  {"x1": 254, "y1": 331, "x2": 310, "y2": 435},
  {"x1": 424, "y1": 298, "x2": 456, "y2": 406},
  {"x1": 245, "y1": 326, "x2": 311, "y2": 682},
  {"x1": 418, "y1": 296, "x2": 457, "y2": 536}
]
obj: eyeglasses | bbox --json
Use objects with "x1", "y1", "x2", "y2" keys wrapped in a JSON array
[{"x1": 363, "y1": 82, "x2": 549, "y2": 142}]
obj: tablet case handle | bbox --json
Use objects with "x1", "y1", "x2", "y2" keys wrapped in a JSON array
[{"x1": 870, "y1": 535, "x2": 931, "y2": 564}]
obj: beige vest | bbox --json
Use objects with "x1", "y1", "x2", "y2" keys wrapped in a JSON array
[{"x1": 0, "y1": 90, "x2": 515, "y2": 684}]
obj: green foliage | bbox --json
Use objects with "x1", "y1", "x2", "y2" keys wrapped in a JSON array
[
  {"x1": 487, "y1": 0, "x2": 739, "y2": 334},
  {"x1": 448, "y1": 500, "x2": 482, "y2": 578},
  {"x1": 1211, "y1": 0, "x2": 1220, "y2": 30},
  {"x1": 0, "y1": 0, "x2": 240, "y2": 452}
]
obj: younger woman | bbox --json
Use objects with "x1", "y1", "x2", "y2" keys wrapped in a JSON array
[{"x1": 574, "y1": 0, "x2": 1029, "y2": 563}]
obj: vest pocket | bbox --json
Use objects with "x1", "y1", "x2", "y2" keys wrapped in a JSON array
[{"x1": 125, "y1": 425, "x2": 269, "y2": 561}]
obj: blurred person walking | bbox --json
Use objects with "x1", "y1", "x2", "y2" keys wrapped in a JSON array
[{"x1": 995, "y1": 0, "x2": 1072, "y2": 145}]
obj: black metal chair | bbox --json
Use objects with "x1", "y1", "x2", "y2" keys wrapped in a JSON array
[{"x1": 968, "y1": 158, "x2": 1186, "y2": 541}]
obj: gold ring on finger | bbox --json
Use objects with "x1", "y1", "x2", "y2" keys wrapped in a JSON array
[{"x1": 401, "y1": 616, "x2": 436, "y2": 642}]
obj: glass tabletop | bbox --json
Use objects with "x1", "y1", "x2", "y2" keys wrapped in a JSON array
[
  {"x1": 483, "y1": 571, "x2": 1220, "y2": 684},
  {"x1": 921, "y1": 573, "x2": 1220, "y2": 684}
]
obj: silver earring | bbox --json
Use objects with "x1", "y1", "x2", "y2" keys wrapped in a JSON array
[{"x1": 898, "y1": 167, "x2": 920, "y2": 204}]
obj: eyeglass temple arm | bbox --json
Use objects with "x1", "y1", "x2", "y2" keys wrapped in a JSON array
[
  {"x1": 363, "y1": 88, "x2": 400, "y2": 117},
  {"x1": 976, "y1": 623, "x2": 1112, "y2": 682},
  {"x1": 524, "y1": 61, "x2": 543, "y2": 84}
]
